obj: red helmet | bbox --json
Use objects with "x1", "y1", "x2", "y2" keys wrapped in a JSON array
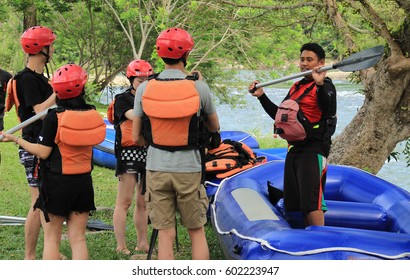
[
  {"x1": 156, "y1": 27, "x2": 194, "y2": 59},
  {"x1": 52, "y1": 64, "x2": 88, "y2": 99},
  {"x1": 126, "y1": 59, "x2": 153, "y2": 78},
  {"x1": 20, "y1": 26, "x2": 56, "y2": 54}
]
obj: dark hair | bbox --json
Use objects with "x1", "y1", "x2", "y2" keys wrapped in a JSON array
[
  {"x1": 300, "y1": 43, "x2": 326, "y2": 60},
  {"x1": 161, "y1": 53, "x2": 188, "y2": 66},
  {"x1": 56, "y1": 89, "x2": 94, "y2": 110},
  {"x1": 128, "y1": 76, "x2": 135, "y2": 85}
]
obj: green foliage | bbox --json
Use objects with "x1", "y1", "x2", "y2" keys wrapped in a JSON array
[
  {"x1": 0, "y1": 0, "x2": 407, "y2": 108},
  {"x1": 402, "y1": 139, "x2": 410, "y2": 167},
  {"x1": 387, "y1": 151, "x2": 400, "y2": 163}
]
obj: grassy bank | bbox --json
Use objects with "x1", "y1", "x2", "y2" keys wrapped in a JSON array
[
  {"x1": 0, "y1": 104, "x2": 283, "y2": 260},
  {"x1": 0, "y1": 108, "x2": 221, "y2": 260}
]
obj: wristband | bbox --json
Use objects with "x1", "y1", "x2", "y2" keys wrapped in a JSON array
[{"x1": 15, "y1": 136, "x2": 20, "y2": 146}]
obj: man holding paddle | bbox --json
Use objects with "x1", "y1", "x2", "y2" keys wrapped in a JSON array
[{"x1": 249, "y1": 43, "x2": 337, "y2": 227}]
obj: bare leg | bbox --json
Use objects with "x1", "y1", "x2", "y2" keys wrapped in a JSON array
[
  {"x1": 188, "y1": 226, "x2": 209, "y2": 260},
  {"x1": 41, "y1": 213, "x2": 64, "y2": 260},
  {"x1": 134, "y1": 181, "x2": 149, "y2": 252},
  {"x1": 24, "y1": 187, "x2": 41, "y2": 260},
  {"x1": 113, "y1": 173, "x2": 135, "y2": 254},
  {"x1": 305, "y1": 210, "x2": 324, "y2": 226},
  {"x1": 158, "y1": 228, "x2": 176, "y2": 260},
  {"x1": 67, "y1": 212, "x2": 89, "y2": 260}
]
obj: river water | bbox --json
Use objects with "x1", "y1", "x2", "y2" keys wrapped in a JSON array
[
  {"x1": 100, "y1": 79, "x2": 410, "y2": 193},
  {"x1": 215, "y1": 81, "x2": 410, "y2": 193}
]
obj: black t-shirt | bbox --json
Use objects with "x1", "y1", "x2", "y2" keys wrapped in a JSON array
[
  {"x1": 37, "y1": 110, "x2": 58, "y2": 147},
  {"x1": 0, "y1": 68, "x2": 12, "y2": 131},
  {"x1": 15, "y1": 67, "x2": 53, "y2": 141},
  {"x1": 113, "y1": 89, "x2": 134, "y2": 125}
]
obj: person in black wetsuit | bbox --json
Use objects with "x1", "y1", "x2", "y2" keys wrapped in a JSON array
[{"x1": 249, "y1": 43, "x2": 337, "y2": 227}]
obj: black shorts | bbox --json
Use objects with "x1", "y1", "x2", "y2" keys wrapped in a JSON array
[
  {"x1": 283, "y1": 152, "x2": 328, "y2": 214},
  {"x1": 36, "y1": 173, "x2": 96, "y2": 218}
]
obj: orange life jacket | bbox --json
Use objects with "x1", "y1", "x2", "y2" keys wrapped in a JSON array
[
  {"x1": 5, "y1": 77, "x2": 19, "y2": 119},
  {"x1": 107, "y1": 92, "x2": 137, "y2": 148},
  {"x1": 116, "y1": 119, "x2": 135, "y2": 147},
  {"x1": 142, "y1": 76, "x2": 207, "y2": 151},
  {"x1": 53, "y1": 109, "x2": 106, "y2": 174},
  {"x1": 106, "y1": 98, "x2": 115, "y2": 124},
  {"x1": 5, "y1": 73, "x2": 53, "y2": 111},
  {"x1": 205, "y1": 139, "x2": 266, "y2": 179}
]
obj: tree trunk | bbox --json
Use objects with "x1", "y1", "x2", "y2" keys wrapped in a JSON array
[
  {"x1": 23, "y1": 2, "x2": 37, "y2": 29},
  {"x1": 329, "y1": 58, "x2": 410, "y2": 174},
  {"x1": 326, "y1": 0, "x2": 410, "y2": 174}
]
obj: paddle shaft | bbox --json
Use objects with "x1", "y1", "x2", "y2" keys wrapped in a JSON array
[
  {"x1": 0, "y1": 105, "x2": 57, "y2": 141},
  {"x1": 255, "y1": 65, "x2": 334, "y2": 88},
  {"x1": 254, "y1": 45, "x2": 384, "y2": 89}
]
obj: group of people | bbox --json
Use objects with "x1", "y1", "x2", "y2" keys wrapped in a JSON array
[{"x1": 0, "y1": 24, "x2": 337, "y2": 260}]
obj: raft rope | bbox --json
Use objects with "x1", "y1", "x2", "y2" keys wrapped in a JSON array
[{"x1": 207, "y1": 170, "x2": 410, "y2": 260}]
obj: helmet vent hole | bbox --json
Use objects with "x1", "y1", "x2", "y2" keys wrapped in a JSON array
[
  {"x1": 66, "y1": 90, "x2": 72, "y2": 93},
  {"x1": 33, "y1": 43, "x2": 38, "y2": 46},
  {"x1": 178, "y1": 46, "x2": 183, "y2": 50},
  {"x1": 75, "y1": 84, "x2": 80, "y2": 87},
  {"x1": 168, "y1": 47, "x2": 173, "y2": 52}
]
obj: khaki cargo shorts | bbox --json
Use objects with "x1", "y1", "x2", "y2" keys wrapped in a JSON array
[{"x1": 145, "y1": 171, "x2": 208, "y2": 230}]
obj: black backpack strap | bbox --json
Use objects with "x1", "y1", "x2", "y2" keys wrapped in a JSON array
[
  {"x1": 148, "y1": 73, "x2": 159, "y2": 80},
  {"x1": 294, "y1": 82, "x2": 316, "y2": 103},
  {"x1": 148, "y1": 72, "x2": 199, "y2": 82}
]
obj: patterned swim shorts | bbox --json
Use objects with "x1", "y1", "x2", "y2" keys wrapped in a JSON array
[{"x1": 18, "y1": 149, "x2": 39, "y2": 187}]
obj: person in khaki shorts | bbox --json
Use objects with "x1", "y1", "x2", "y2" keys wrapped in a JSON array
[{"x1": 133, "y1": 27, "x2": 220, "y2": 260}]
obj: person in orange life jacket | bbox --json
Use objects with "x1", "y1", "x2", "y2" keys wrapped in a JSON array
[
  {"x1": 132, "y1": 27, "x2": 220, "y2": 260},
  {"x1": 112, "y1": 59, "x2": 153, "y2": 255},
  {"x1": 2, "y1": 64, "x2": 105, "y2": 259},
  {"x1": 13, "y1": 26, "x2": 57, "y2": 260},
  {"x1": 249, "y1": 43, "x2": 337, "y2": 227},
  {"x1": 0, "y1": 68, "x2": 12, "y2": 132}
]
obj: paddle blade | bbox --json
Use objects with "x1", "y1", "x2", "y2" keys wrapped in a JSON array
[{"x1": 334, "y1": 45, "x2": 384, "y2": 72}]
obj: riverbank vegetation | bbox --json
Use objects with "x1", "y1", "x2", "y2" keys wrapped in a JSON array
[{"x1": 1, "y1": 1, "x2": 409, "y2": 172}]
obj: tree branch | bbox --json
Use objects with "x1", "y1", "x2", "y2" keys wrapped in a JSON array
[
  {"x1": 103, "y1": 0, "x2": 137, "y2": 58},
  {"x1": 191, "y1": 25, "x2": 234, "y2": 71},
  {"x1": 137, "y1": 0, "x2": 156, "y2": 59},
  {"x1": 356, "y1": 0, "x2": 402, "y2": 55},
  {"x1": 394, "y1": 0, "x2": 410, "y2": 13},
  {"x1": 219, "y1": 0, "x2": 324, "y2": 10},
  {"x1": 349, "y1": 0, "x2": 410, "y2": 74},
  {"x1": 324, "y1": 0, "x2": 356, "y2": 50}
]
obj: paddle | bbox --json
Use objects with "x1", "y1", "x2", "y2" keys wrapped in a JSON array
[
  {"x1": 0, "y1": 105, "x2": 57, "y2": 141},
  {"x1": 253, "y1": 45, "x2": 384, "y2": 89}
]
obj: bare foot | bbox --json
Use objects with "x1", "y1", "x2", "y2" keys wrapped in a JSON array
[
  {"x1": 135, "y1": 245, "x2": 149, "y2": 253},
  {"x1": 116, "y1": 248, "x2": 131, "y2": 255}
]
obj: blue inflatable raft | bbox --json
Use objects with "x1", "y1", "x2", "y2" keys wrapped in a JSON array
[
  {"x1": 92, "y1": 119, "x2": 260, "y2": 170},
  {"x1": 209, "y1": 159, "x2": 410, "y2": 260}
]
